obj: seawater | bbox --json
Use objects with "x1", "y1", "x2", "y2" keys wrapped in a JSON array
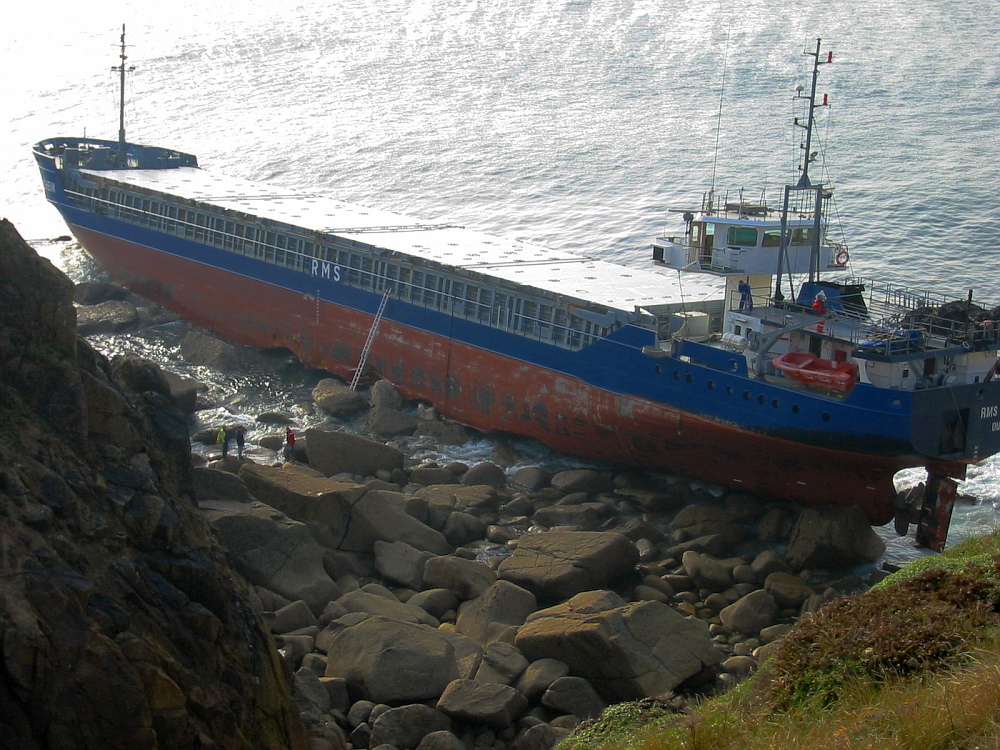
[{"x1": 1, "y1": 0, "x2": 998, "y2": 556}]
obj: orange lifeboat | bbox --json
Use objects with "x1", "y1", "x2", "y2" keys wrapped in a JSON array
[{"x1": 773, "y1": 352, "x2": 859, "y2": 392}]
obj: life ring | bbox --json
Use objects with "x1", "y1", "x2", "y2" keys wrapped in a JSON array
[{"x1": 835, "y1": 249, "x2": 850, "y2": 266}]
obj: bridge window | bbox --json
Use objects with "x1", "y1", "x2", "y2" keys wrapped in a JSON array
[
  {"x1": 791, "y1": 228, "x2": 814, "y2": 246},
  {"x1": 762, "y1": 230, "x2": 782, "y2": 247},
  {"x1": 727, "y1": 227, "x2": 758, "y2": 247}
]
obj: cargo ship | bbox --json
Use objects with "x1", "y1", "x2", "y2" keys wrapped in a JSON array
[{"x1": 34, "y1": 32, "x2": 1000, "y2": 550}]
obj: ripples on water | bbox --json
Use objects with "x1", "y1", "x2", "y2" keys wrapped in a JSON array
[{"x1": 3, "y1": 0, "x2": 998, "y2": 554}]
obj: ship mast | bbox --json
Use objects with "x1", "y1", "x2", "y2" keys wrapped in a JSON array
[
  {"x1": 773, "y1": 38, "x2": 832, "y2": 298},
  {"x1": 111, "y1": 24, "x2": 135, "y2": 166},
  {"x1": 796, "y1": 38, "x2": 830, "y2": 188}
]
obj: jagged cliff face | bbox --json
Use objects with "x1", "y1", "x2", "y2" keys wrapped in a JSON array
[{"x1": 0, "y1": 220, "x2": 307, "y2": 750}]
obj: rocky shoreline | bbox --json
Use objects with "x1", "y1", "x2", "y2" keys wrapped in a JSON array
[
  {"x1": 4, "y1": 223, "x2": 895, "y2": 750},
  {"x1": 175, "y1": 356, "x2": 889, "y2": 750}
]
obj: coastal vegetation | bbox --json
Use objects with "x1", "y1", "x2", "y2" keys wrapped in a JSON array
[{"x1": 557, "y1": 529, "x2": 1000, "y2": 750}]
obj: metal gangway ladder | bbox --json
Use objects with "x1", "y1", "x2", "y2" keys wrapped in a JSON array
[{"x1": 350, "y1": 288, "x2": 392, "y2": 391}]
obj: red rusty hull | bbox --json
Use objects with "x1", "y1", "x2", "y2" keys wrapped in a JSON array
[{"x1": 74, "y1": 225, "x2": 917, "y2": 524}]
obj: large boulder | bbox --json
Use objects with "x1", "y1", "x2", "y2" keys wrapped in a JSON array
[
  {"x1": 161, "y1": 370, "x2": 202, "y2": 414},
  {"x1": 369, "y1": 379, "x2": 405, "y2": 409},
  {"x1": 785, "y1": 505, "x2": 886, "y2": 570},
  {"x1": 719, "y1": 589, "x2": 780, "y2": 635},
  {"x1": 179, "y1": 329, "x2": 250, "y2": 370},
  {"x1": 238, "y1": 463, "x2": 364, "y2": 548},
  {"x1": 514, "y1": 658, "x2": 570, "y2": 700},
  {"x1": 336, "y1": 590, "x2": 438, "y2": 626},
  {"x1": 324, "y1": 617, "x2": 460, "y2": 703},
  {"x1": 763, "y1": 571, "x2": 815, "y2": 609},
  {"x1": 423, "y1": 555, "x2": 498, "y2": 600},
  {"x1": 74, "y1": 279, "x2": 129, "y2": 304},
  {"x1": 681, "y1": 550, "x2": 734, "y2": 591},
  {"x1": 312, "y1": 378, "x2": 369, "y2": 417},
  {"x1": 541, "y1": 676, "x2": 606, "y2": 721},
  {"x1": 455, "y1": 580, "x2": 538, "y2": 646},
  {"x1": 515, "y1": 590, "x2": 720, "y2": 701},
  {"x1": 193, "y1": 466, "x2": 254, "y2": 504},
  {"x1": 374, "y1": 540, "x2": 434, "y2": 590},
  {"x1": 365, "y1": 404, "x2": 421, "y2": 437},
  {"x1": 549, "y1": 469, "x2": 611, "y2": 495},
  {"x1": 473, "y1": 642, "x2": 530, "y2": 685},
  {"x1": 436, "y1": 679, "x2": 528, "y2": 729},
  {"x1": 497, "y1": 531, "x2": 639, "y2": 601},
  {"x1": 461, "y1": 462, "x2": 506, "y2": 489},
  {"x1": 75, "y1": 299, "x2": 139, "y2": 335},
  {"x1": 345, "y1": 490, "x2": 451, "y2": 555},
  {"x1": 202, "y1": 499, "x2": 341, "y2": 613},
  {"x1": 305, "y1": 427, "x2": 403, "y2": 477},
  {"x1": 369, "y1": 704, "x2": 451, "y2": 750},
  {"x1": 110, "y1": 354, "x2": 171, "y2": 397}
]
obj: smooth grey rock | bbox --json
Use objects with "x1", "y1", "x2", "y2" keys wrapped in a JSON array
[
  {"x1": 305, "y1": 427, "x2": 403, "y2": 477},
  {"x1": 442, "y1": 511, "x2": 488, "y2": 546},
  {"x1": 271, "y1": 599, "x2": 318, "y2": 634},
  {"x1": 473, "y1": 642, "x2": 530, "y2": 685},
  {"x1": 510, "y1": 467, "x2": 550, "y2": 492},
  {"x1": 497, "y1": 531, "x2": 638, "y2": 601},
  {"x1": 415, "y1": 730, "x2": 466, "y2": 750},
  {"x1": 540, "y1": 676, "x2": 605, "y2": 721},
  {"x1": 369, "y1": 704, "x2": 451, "y2": 750},
  {"x1": 456, "y1": 580, "x2": 537, "y2": 646},
  {"x1": 336, "y1": 590, "x2": 438, "y2": 626},
  {"x1": 369, "y1": 379, "x2": 405, "y2": 410},
  {"x1": 681, "y1": 550, "x2": 734, "y2": 591},
  {"x1": 324, "y1": 617, "x2": 459, "y2": 704},
  {"x1": 436, "y1": 679, "x2": 528, "y2": 728},
  {"x1": 719, "y1": 589, "x2": 779, "y2": 635},
  {"x1": 374, "y1": 539, "x2": 434, "y2": 590},
  {"x1": 424, "y1": 555, "x2": 498, "y2": 601},
  {"x1": 786, "y1": 505, "x2": 886, "y2": 570},
  {"x1": 312, "y1": 377, "x2": 369, "y2": 417},
  {"x1": 513, "y1": 658, "x2": 570, "y2": 700},
  {"x1": 515, "y1": 590, "x2": 720, "y2": 702},
  {"x1": 193, "y1": 467, "x2": 254, "y2": 504},
  {"x1": 408, "y1": 588, "x2": 460, "y2": 620},
  {"x1": 763, "y1": 571, "x2": 815, "y2": 609},
  {"x1": 548, "y1": 469, "x2": 611, "y2": 495},
  {"x1": 461, "y1": 462, "x2": 507, "y2": 489},
  {"x1": 203, "y1": 501, "x2": 342, "y2": 614},
  {"x1": 76, "y1": 299, "x2": 139, "y2": 335}
]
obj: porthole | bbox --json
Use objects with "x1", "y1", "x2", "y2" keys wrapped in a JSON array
[
  {"x1": 791, "y1": 404, "x2": 800, "y2": 414},
  {"x1": 822, "y1": 412, "x2": 831, "y2": 422},
  {"x1": 742, "y1": 391, "x2": 751, "y2": 400},
  {"x1": 685, "y1": 374, "x2": 693, "y2": 384},
  {"x1": 726, "y1": 385, "x2": 734, "y2": 395},
  {"x1": 655, "y1": 365, "x2": 662, "y2": 374},
  {"x1": 672, "y1": 370, "x2": 680, "y2": 379},
  {"x1": 772, "y1": 399, "x2": 780, "y2": 408},
  {"x1": 757, "y1": 395, "x2": 766, "y2": 405},
  {"x1": 708, "y1": 380, "x2": 715, "y2": 390}
]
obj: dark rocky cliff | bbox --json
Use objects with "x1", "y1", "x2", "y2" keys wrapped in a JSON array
[{"x1": 0, "y1": 219, "x2": 308, "y2": 749}]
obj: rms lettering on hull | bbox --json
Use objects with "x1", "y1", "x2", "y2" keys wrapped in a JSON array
[
  {"x1": 982, "y1": 405, "x2": 999, "y2": 419},
  {"x1": 310, "y1": 260, "x2": 342, "y2": 281}
]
